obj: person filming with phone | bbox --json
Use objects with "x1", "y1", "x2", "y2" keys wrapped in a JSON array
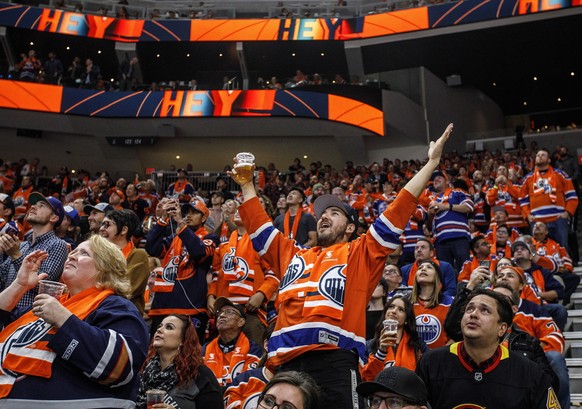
[{"x1": 146, "y1": 196, "x2": 219, "y2": 342}]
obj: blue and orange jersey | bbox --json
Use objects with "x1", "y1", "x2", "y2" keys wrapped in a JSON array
[
  {"x1": 225, "y1": 367, "x2": 270, "y2": 409},
  {"x1": 239, "y1": 189, "x2": 418, "y2": 368},
  {"x1": 413, "y1": 295, "x2": 453, "y2": 349}
]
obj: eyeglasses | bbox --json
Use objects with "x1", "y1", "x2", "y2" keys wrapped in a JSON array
[
  {"x1": 384, "y1": 269, "x2": 400, "y2": 276},
  {"x1": 367, "y1": 395, "x2": 415, "y2": 409},
  {"x1": 258, "y1": 394, "x2": 297, "y2": 409},
  {"x1": 217, "y1": 308, "x2": 241, "y2": 318}
]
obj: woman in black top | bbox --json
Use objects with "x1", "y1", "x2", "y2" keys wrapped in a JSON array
[{"x1": 137, "y1": 315, "x2": 222, "y2": 409}]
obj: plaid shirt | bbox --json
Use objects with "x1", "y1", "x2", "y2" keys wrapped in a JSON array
[{"x1": 0, "y1": 230, "x2": 68, "y2": 309}]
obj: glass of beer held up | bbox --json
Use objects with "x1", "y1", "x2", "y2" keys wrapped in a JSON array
[{"x1": 234, "y1": 152, "x2": 255, "y2": 184}]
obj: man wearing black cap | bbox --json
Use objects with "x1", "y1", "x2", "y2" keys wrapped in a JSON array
[
  {"x1": 229, "y1": 124, "x2": 453, "y2": 409},
  {"x1": 202, "y1": 297, "x2": 262, "y2": 388},
  {"x1": 356, "y1": 366, "x2": 428, "y2": 409},
  {"x1": 0, "y1": 192, "x2": 68, "y2": 309},
  {"x1": 273, "y1": 186, "x2": 316, "y2": 247}
]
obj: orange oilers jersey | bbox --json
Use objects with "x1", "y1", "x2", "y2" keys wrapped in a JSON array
[
  {"x1": 209, "y1": 231, "x2": 279, "y2": 324},
  {"x1": 458, "y1": 256, "x2": 497, "y2": 283},
  {"x1": 534, "y1": 237, "x2": 573, "y2": 272},
  {"x1": 413, "y1": 295, "x2": 452, "y2": 349},
  {"x1": 514, "y1": 299, "x2": 564, "y2": 354},
  {"x1": 239, "y1": 190, "x2": 418, "y2": 368},
  {"x1": 520, "y1": 166, "x2": 578, "y2": 223},
  {"x1": 203, "y1": 333, "x2": 262, "y2": 387}
]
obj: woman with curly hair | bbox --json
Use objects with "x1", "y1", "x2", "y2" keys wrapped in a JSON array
[
  {"x1": 137, "y1": 315, "x2": 222, "y2": 408},
  {"x1": 361, "y1": 295, "x2": 426, "y2": 381}
]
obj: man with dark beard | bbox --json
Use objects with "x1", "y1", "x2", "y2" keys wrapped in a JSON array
[{"x1": 228, "y1": 124, "x2": 453, "y2": 409}]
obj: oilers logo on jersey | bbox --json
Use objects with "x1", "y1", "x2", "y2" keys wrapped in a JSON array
[
  {"x1": 1, "y1": 320, "x2": 53, "y2": 376},
  {"x1": 222, "y1": 248, "x2": 250, "y2": 282},
  {"x1": 280, "y1": 255, "x2": 306, "y2": 290},
  {"x1": 318, "y1": 265, "x2": 346, "y2": 307},
  {"x1": 415, "y1": 314, "x2": 442, "y2": 345}
]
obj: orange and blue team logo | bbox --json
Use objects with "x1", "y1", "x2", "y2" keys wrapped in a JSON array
[
  {"x1": 280, "y1": 256, "x2": 305, "y2": 290},
  {"x1": 1, "y1": 320, "x2": 52, "y2": 376},
  {"x1": 415, "y1": 314, "x2": 442, "y2": 345},
  {"x1": 318, "y1": 265, "x2": 346, "y2": 307}
]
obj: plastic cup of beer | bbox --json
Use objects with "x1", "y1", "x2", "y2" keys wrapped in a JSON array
[
  {"x1": 383, "y1": 319, "x2": 398, "y2": 336},
  {"x1": 38, "y1": 280, "x2": 67, "y2": 298},
  {"x1": 234, "y1": 152, "x2": 255, "y2": 184},
  {"x1": 146, "y1": 389, "x2": 165, "y2": 408}
]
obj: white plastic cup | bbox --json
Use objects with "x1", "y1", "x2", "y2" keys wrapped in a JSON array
[
  {"x1": 146, "y1": 389, "x2": 165, "y2": 408},
  {"x1": 235, "y1": 152, "x2": 255, "y2": 164},
  {"x1": 38, "y1": 280, "x2": 67, "y2": 298},
  {"x1": 383, "y1": 319, "x2": 398, "y2": 336}
]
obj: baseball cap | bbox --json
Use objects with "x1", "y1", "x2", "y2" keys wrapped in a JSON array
[
  {"x1": 497, "y1": 265, "x2": 525, "y2": 284},
  {"x1": 288, "y1": 186, "x2": 306, "y2": 202},
  {"x1": 430, "y1": 170, "x2": 447, "y2": 181},
  {"x1": 214, "y1": 297, "x2": 246, "y2": 319},
  {"x1": 63, "y1": 205, "x2": 80, "y2": 226},
  {"x1": 356, "y1": 366, "x2": 428, "y2": 406},
  {"x1": 84, "y1": 202, "x2": 114, "y2": 215},
  {"x1": 511, "y1": 239, "x2": 533, "y2": 255},
  {"x1": 111, "y1": 189, "x2": 125, "y2": 201},
  {"x1": 0, "y1": 193, "x2": 15, "y2": 215},
  {"x1": 313, "y1": 194, "x2": 358, "y2": 225},
  {"x1": 181, "y1": 199, "x2": 209, "y2": 218},
  {"x1": 312, "y1": 183, "x2": 324, "y2": 191},
  {"x1": 29, "y1": 192, "x2": 65, "y2": 227}
]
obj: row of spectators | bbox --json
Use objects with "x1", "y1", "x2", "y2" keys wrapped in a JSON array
[{"x1": 0, "y1": 134, "x2": 577, "y2": 407}]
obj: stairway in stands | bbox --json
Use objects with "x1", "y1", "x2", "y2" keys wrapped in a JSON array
[
  {"x1": 566, "y1": 203, "x2": 582, "y2": 407},
  {"x1": 567, "y1": 264, "x2": 582, "y2": 406}
]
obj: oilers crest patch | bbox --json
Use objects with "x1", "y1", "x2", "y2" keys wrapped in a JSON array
[
  {"x1": 1, "y1": 320, "x2": 53, "y2": 377},
  {"x1": 318, "y1": 264, "x2": 346, "y2": 307},
  {"x1": 415, "y1": 314, "x2": 441, "y2": 345},
  {"x1": 222, "y1": 248, "x2": 250, "y2": 282},
  {"x1": 281, "y1": 256, "x2": 305, "y2": 290}
]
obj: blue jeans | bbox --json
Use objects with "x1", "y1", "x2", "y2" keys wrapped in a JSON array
[
  {"x1": 436, "y1": 237, "x2": 470, "y2": 274},
  {"x1": 541, "y1": 303, "x2": 568, "y2": 332},
  {"x1": 546, "y1": 350, "x2": 570, "y2": 409}
]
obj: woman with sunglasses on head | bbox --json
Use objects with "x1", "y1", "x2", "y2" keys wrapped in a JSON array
[
  {"x1": 137, "y1": 314, "x2": 222, "y2": 409},
  {"x1": 257, "y1": 371, "x2": 319, "y2": 409},
  {"x1": 361, "y1": 295, "x2": 426, "y2": 381}
]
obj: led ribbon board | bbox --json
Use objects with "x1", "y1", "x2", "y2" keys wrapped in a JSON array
[{"x1": 0, "y1": 80, "x2": 385, "y2": 135}]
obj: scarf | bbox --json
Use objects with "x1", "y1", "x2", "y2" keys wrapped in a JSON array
[
  {"x1": 173, "y1": 179, "x2": 188, "y2": 195},
  {"x1": 385, "y1": 331, "x2": 418, "y2": 371},
  {"x1": 533, "y1": 167, "x2": 558, "y2": 203},
  {"x1": 136, "y1": 355, "x2": 178, "y2": 409},
  {"x1": 283, "y1": 207, "x2": 303, "y2": 240},
  {"x1": 0, "y1": 287, "x2": 114, "y2": 397}
]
